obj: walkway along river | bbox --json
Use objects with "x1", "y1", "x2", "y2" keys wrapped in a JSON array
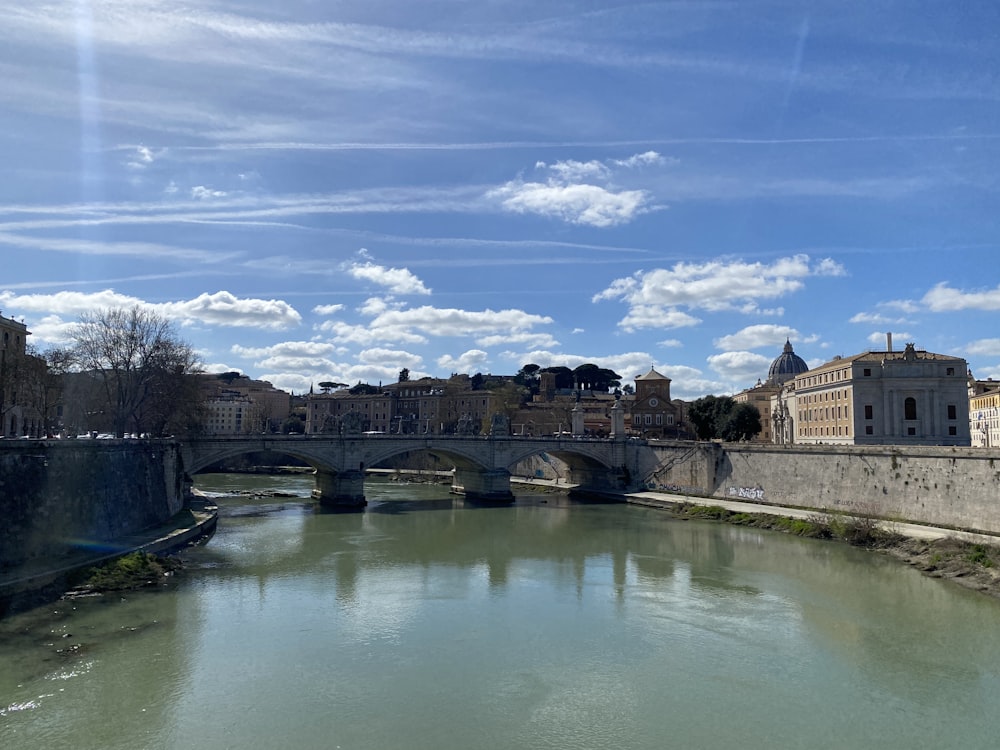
[{"x1": 2, "y1": 473, "x2": 1000, "y2": 750}]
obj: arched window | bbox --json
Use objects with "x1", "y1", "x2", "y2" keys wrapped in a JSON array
[{"x1": 904, "y1": 397, "x2": 917, "y2": 420}]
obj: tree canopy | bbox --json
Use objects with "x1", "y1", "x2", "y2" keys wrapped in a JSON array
[
  {"x1": 687, "y1": 395, "x2": 762, "y2": 442},
  {"x1": 68, "y1": 306, "x2": 199, "y2": 437},
  {"x1": 572, "y1": 363, "x2": 621, "y2": 392}
]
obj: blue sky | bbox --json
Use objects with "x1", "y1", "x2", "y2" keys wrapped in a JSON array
[{"x1": 3, "y1": 1, "x2": 999, "y2": 399}]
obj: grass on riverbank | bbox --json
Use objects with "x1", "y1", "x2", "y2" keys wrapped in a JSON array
[
  {"x1": 69, "y1": 552, "x2": 182, "y2": 594},
  {"x1": 672, "y1": 502, "x2": 1000, "y2": 599}
]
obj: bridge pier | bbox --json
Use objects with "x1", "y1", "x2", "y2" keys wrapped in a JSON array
[
  {"x1": 312, "y1": 469, "x2": 367, "y2": 507},
  {"x1": 566, "y1": 465, "x2": 629, "y2": 493},
  {"x1": 452, "y1": 468, "x2": 515, "y2": 504}
]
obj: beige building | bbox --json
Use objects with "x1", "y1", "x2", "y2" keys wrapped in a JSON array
[
  {"x1": 782, "y1": 342, "x2": 969, "y2": 446},
  {"x1": 969, "y1": 382, "x2": 1000, "y2": 448},
  {"x1": 197, "y1": 374, "x2": 291, "y2": 435}
]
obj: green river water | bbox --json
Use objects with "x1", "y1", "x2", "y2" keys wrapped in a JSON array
[{"x1": 2, "y1": 473, "x2": 1000, "y2": 749}]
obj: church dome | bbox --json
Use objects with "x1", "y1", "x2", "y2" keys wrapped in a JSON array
[{"x1": 767, "y1": 340, "x2": 808, "y2": 385}]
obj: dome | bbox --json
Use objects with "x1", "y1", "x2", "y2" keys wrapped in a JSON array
[{"x1": 767, "y1": 340, "x2": 808, "y2": 385}]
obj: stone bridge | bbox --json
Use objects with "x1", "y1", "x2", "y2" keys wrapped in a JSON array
[{"x1": 178, "y1": 434, "x2": 635, "y2": 506}]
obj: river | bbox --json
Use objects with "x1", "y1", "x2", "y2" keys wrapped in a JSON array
[{"x1": 2, "y1": 473, "x2": 1000, "y2": 749}]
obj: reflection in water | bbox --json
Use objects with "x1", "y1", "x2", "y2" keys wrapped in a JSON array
[{"x1": 2, "y1": 474, "x2": 1000, "y2": 750}]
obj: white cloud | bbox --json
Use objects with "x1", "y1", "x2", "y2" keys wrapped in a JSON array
[
  {"x1": 849, "y1": 311, "x2": 908, "y2": 325},
  {"x1": 358, "y1": 347, "x2": 423, "y2": 368},
  {"x1": 313, "y1": 303, "x2": 345, "y2": 315},
  {"x1": 17, "y1": 314, "x2": 77, "y2": 345},
  {"x1": 713, "y1": 324, "x2": 801, "y2": 351},
  {"x1": 0, "y1": 289, "x2": 145, "y2": 317},
  {"x1": 0, "y1": 289, "x2": 302, "y2": 343},
  {"x1": 923, "y1": 282, "x2": 1000, "y2": 312},
  {"x1": 369, "y1": 305, "x2": 553, "y2": 338},
  {"x1": 966, "y1": 339, "x2": 1000, "y2": 356},
  {"x1": 437, "y1": 349, "x2": 490, "y2": 372},
  {"x1": 231, "y1": 341, "x2": 337, "y2": 360},
  {"x1": 476, "y1": 332, "x2": 559, "y2": 349},
  {"x1": 595, "y1": 254, "x2": 845, "y2": 329},
  {"x1": 191, "y1": 186, "x2": 228, "y2": 200},
  {"x1": 315, "y1": 320, "x2": 428, "y2": 346},
  {"x1": 616, "y1": 305, "x2": 701, "y2": 333},
  {"x1": 612, "y1": 151, "x2": 669, "y2": 168},
  {"x1": 707, "y1": 351, "x2": 772, "y2": 386},
  {"x1": 161, "y1": 291, "x2": 301, "y2": 330},
  {"x1": 543, "y1": 159, "x2": 611, "y2": 182},
  {"x1": 658, "y1": 338, "x2": 683, "y2": 348},
  {"x1": 125, "y1": 145, "x2": 157, "y2": 170},
  {"x1": 881, "y1": 299, "x2": 921, "y2": 314},
  {"x1": 346, "y1": 261, "x2": 431, "y2": 295},
  {"x1": 357, "y1": 297, "x2": 397, "y2": 316},
  {"x1": 490, "y1": 181, "x2": 650, "y2": 227}
]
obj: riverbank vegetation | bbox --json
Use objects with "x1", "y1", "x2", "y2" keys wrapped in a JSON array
[
  {"x1": 670, "y1": 502, "x2": 1000, "y2": 599},
  {"x1": 69, "y1": 552, "x2": 182, "y2": 595}
]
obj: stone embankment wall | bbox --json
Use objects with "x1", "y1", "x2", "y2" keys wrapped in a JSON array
[
  {"x1": 642, "y1": 442, "x2": 1000, "y2": 535},
  {"x1": 0, "y1": 440, "x2": 184, "y2": 569}
]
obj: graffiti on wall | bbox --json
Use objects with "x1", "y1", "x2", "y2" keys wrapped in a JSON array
[
  {"x1": 646, "y1": 482, "x2": 702, "y2": 495},
  {"x1": 727, "y1": 485, "x2": 765, "y2": 501}
]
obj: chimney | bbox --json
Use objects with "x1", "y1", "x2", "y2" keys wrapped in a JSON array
[{"x1": 886, "y1": 332, "x2": 893, "y2": 352}]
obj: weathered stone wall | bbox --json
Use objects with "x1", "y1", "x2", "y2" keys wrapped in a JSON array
[
  {"x1": 641, "y1": 442, "x2": 1000, "y2": 535},
  {"x1": 0, "y1": 440, "x2": 183, "y2": 568}
]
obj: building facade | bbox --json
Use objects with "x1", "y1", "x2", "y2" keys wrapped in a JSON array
[
  {"x1": 789, "y1": 342, "x2": 970, "y2": 446},
  {"x1": 306, "y1": 375, "x2": 495, "y2": 435},
  {"x1": 627, "y1": 367, "x2": 683, "y2": 439},
  {"x1": 0, "y1": 313, "x2": 45, "y2": 437},
  {"x1": 969, "y1": 382, "x2": 1000, "y2": 448},
  {"x1": 196, "y1": 374, "x2": 291, "y2": 435}
]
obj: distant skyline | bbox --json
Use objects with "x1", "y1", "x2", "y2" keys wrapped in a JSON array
[{"x1": 3, "y1": 1, "x2": 1000, "y2": 400}]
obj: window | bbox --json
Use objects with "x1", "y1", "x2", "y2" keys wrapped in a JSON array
[
  {"x1": 949, "y1": 426, "x2": 957, "y2": 436},
  {"x1": 864, "y1": 404, "x2": 873, "y2": 420},
  {"x1": 904, "y1": 397, "x2": 917, "y2": 420},
  {"x1": 907, "y1": 427, "x2": 916, "y2": 436},
  {"x1": 865, "y1": 425, "x2": 874, "y2": 435},
  {"x1": 947, "y1": 367, "x2": 955, "y2": 376},
  {"x1": 948, "y1": 404, "x2": 957, "y2": 420},
  {"x1": 863, "y1": 368, "x2": 871, "y2": 376}
]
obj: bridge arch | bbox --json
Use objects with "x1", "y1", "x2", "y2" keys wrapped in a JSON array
[{"x1": 178, "y1": 435, "x2": 630, "y2": 507}]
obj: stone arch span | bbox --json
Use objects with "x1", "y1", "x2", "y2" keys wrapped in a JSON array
[
  {"x1": 500, "y1": 443, "x2": 626, "y2": 494},
  {"x1": 178, "y1": 435, "x2": 630, "y2": 508}
]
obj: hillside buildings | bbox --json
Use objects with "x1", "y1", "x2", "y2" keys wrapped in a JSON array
[
  {"x1": 195, "y1": 374, "x2": 291, "y2": 435},
  {"x1": 306, "y1": 375, "x2": 496, "y2": 435}
]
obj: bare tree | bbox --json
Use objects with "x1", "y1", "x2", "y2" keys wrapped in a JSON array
[{"x1": 69, "y1": 307, "x2": 200, "y2": 437}]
